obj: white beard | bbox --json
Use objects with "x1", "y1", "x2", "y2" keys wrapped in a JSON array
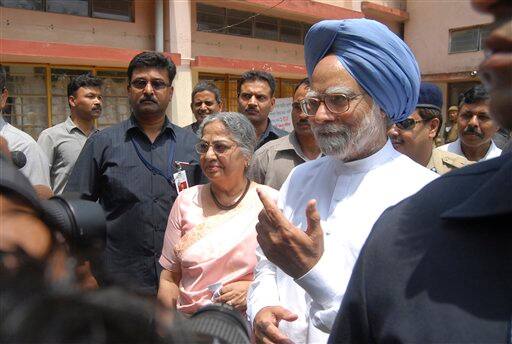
[{"x1": 311, "y1": 103, "x2": 385, "y2": 161}]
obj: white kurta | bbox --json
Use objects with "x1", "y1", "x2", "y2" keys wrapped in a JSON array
[
  {"x1": 437, "y1": 138, "x2": 502, "y2": 161},
  {"x1": 0, "y1": 117, "x2": 50, "y2": 186},
  {"x1": 247, "y1": 140, "x2": 438, "y2": 343}
]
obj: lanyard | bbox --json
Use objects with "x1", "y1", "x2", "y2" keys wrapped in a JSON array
[{"x1": 131, "y1": 136, "x2": 176, "y2": 185}]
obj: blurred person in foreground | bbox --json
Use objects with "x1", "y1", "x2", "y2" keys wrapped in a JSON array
[
  {"x1": 437, "y1": 84, "x2": 501, "y2": 161},
  {"x1": 247, "y1": 19, "x2": 437, "y2": 344},
  {"x1": 0, "y1": 65, "x2": 51, "y2": 194},
  {"x1": 330, "y1": 0, "x2": 512, "y2": 342},
  {"x1": 158, "y1": 112, "x2": 278, "y2": 315},
  {"x1": 248, "y1": 78, "x2": 322, "y2": 189},
  {"x1": 389, "y1": 82, "x2": 471, "y2": 174},
  {"x1": 38, "y1": 73, "x2": 103, "y2": 195},
  {"x1": 184, "y1": 81, "x2": 223, "y2": 135}
]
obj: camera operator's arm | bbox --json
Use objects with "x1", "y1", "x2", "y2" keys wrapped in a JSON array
[
  {"x1": 158, "y1": 269, "x2": 181, "y2": 309},
  {"x1": 64, "y1": 135, "x2": 101, "y2": 200}
]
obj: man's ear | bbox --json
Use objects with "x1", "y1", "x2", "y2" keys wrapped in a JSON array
[
  {"x1": 169, "y1": 86, "x2": 174, "y2": 100},
  {"x1": 429, "y1": 118, "x2": 440, "y2": 139},
  {"x1": 269, "y1": 97, "x2": 276, "y2": 112},
  {"x1": 219, "y1": 101, "x2": 224, "y2": 111},
  {"x1": 68, "y1": 95, "x2": 76, "y2": 109}
]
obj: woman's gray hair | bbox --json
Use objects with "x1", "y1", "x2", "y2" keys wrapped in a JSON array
[{"x1": 198, "y1": 112, "x2": 257, "y2": 159}]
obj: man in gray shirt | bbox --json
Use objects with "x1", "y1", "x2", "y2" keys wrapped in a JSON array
[
  {"x1": 248, "y1": 78, "x2": 321, "y2": 189},
  {"x1": 38, "y1": 74, "x2": 102, "y2": 194}
]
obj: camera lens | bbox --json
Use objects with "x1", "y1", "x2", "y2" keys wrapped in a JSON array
[{"x1": 41, "y1": 195, "x2": 106, "y2": 253}]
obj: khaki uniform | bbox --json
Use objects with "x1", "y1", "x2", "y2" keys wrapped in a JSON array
[
  {"x1": 427, "y1": 149, "x2": 473, "y2": 175},
  {"x1": 442, "y1": 123, "x2": 459, "y2": 145}
]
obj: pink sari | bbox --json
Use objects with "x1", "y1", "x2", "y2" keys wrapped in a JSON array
[{"x1": 159, "y1": 183, "x2": 277, "y2": 314}]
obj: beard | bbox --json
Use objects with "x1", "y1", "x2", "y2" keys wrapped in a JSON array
[{"x1": 311, "y1": 103, "x2": 385, "y2": 161}]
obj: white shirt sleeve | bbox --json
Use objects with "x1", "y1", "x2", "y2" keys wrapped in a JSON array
[
  {"x1": 21, "y1": 139, "x2": 51, "y2": 187},
  {"x1": 294, "y1": 252, "x2": 347, "y2": 333},
  {"x1": 247, "y1": 247, "x2": 282, "y2": 327}
]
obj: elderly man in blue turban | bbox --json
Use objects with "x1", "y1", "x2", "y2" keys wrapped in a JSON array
[{"x1": 247, "y1": 19, "x2": 438, "y2": 343}]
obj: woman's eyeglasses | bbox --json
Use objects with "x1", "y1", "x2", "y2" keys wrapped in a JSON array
[
  {"x1": 395, "y1": 118, "x2": 428, "y2": 131},
  {"x1": 129, "y1": 79, "x2": 171, "y2": 91},
  {"x1": 195, "y1": 141, "x2": 236, "y2": 155},
  {"x1": 299, "y1": 93, "x2": 362, "y2": 116}
]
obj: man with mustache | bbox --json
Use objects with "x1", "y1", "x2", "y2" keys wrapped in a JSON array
[
  {"x1": 247, "y1": 19, "x2": 437, "y2": 344},
  {"x1": 329, "y1": 0, "x2": 512, "y2": 342},
  {"x1": 38, "y1": 74, "x2": 103, "y2": 194},
  {"x1": 388, "y1": 82, "x2": 471, "y2": 174},
  {"x1": 248, "y1": 78, "x2": 321, "y2": 189},
  {"x1": 184, "y1": 81, "x2": 222, "y2": 135},
  {"x1": 65, "y1": 52, "x2": 203, "y2": 295},
  {"x1": 237, "y1": 70, "x2": 287, "y2": 149},
  {"x1": 436, "y1": 84, "x2": 501, "y2": 161}
]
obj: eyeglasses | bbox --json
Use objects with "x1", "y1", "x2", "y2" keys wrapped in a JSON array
[
  {"x1": 299, "y1": 93, "x2": 362, "y2": 116},
  {"x1": 195, "y1": 141, "x2": 236, "y2": 155},
  {"x1": 395, "y1": 118, "x2": 428, "y2": 131},
  {"x1": 129, "y1": 79, "x2": 171, "y2": 91}
]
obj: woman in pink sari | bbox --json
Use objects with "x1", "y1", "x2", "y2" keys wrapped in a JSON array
[{"x1": 157, "y1": 112, "x2": 278, "y2": 315}]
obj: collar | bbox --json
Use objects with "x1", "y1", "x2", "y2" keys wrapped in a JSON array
[
  {"x1": 260, "y1": 119, "x2": 280, "y2": 142},
  {"x1": 284, "y1": 131, "x2": 321, "y2": 162},
  {"x1": 65, "y1": 116, "x2": 98, "y2": 136},
  {"x1": 332, "y1": 139, "x2": 397, "y2": 175},
  {"x1": 441, "y1": 153, "x2": 512, "y2": 219},
  {"x1": 452, "y1": 138, "x2": 499, "y2": 161},
  {"x1": 126, "y1": 114, "x2": 175, "y2": 139}
]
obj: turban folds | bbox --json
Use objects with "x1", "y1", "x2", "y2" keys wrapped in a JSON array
[{"x1": 304, "y1": 19, "x2": 420, "y2": 123}]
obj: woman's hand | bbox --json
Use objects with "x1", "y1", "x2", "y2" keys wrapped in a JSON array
[
  {"x1": 157, "y1": 269, "x2": 181, "y2": 310},
  {"x1": 215, "y1": 280, "x2": 252, "y2": 312}
]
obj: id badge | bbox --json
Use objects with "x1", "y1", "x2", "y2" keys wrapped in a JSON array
[{"x1": 173, "y1": 169, "x2": 189, "y2": 193}]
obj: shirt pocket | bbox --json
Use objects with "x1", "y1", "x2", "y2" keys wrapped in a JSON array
[{"x1": 104, "y1": 164, "x2": 142, "y2": 206}]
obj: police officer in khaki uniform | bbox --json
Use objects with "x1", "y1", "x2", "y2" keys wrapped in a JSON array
[
  {"x1": 389, "y1": 82, "x2": 471, "y2": 175},
  {"x1": 443, "y1": 105, "x2": 459, "y2": 144}
]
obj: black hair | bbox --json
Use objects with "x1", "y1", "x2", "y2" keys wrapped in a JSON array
[
  {"x1": 127, "y1": 51, "x2": 177, "y2": 84},
  {"x1": 67, "y1": 73, "x2": 103, "y2": 98},
  {"x1": 293, "y1": 77, "x2": 310, "y2": 94},
  {"x1": 191, "y1": 81, "x2": 222, "y2": 104},
  {"x1": 0, "y1": 65, "x2": 6, "y2": 91},
  {"x1": 417, "y1": 108, "x2": 443, "y2": 138},
  {"x1": 237, "y1": 70, "x2": 276, "y2": 97},
  {"x1": 458, "y1": 84, "x2": 490, "y2": 107}
]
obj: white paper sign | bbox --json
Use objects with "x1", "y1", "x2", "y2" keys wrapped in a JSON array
[{"x1": 269, "y1": 97, "x2": 293, "y2": 133}]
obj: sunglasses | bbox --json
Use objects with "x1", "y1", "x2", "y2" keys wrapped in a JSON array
[
  {"x1": 300, "y1": 93, "x2": 362, "y2": 116},
  {"x1": 129, "y1": 79, "x2": 171, "y2": 91},
  {"x1": 195, "y1": 141, "x2": 236, "y2": 155},
  {"x1": 395, "y1": 118, "x2": 428, "y2": 130}
]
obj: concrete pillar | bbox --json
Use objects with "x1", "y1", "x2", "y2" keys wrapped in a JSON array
[{"x1": 167, "y1": 0, "x2": 194, "y2": 127}]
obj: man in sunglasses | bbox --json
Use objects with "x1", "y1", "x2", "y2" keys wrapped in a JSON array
[
  {"x1": 248, "y1": 19, "x2": 437, "y2": 344},
  {"x1": 248, "y1": 78, "x2": 321, "y2": 189},
  {"x1": 437, "y1": 84, "x2": 501, "y2": 162},
  {"x1": 65, "y1": 52, "x2": 203, "y2": 295},
  {"x1": 389, "y1": 82, "x2": 471, "y2": 174}
]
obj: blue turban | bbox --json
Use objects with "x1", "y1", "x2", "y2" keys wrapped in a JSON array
[{"x1": 304, "y1": 19, "x2": 420, "y2": 123}]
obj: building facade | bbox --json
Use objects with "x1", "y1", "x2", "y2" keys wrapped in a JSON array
[{"x1": 0, "y1": 0, "x2": 491, "y2": 138}]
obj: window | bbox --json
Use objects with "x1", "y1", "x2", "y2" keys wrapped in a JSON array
[
  {"x1": 92, "y1": 0, "x2": 132, "y2": 22},
  {"x1": 196, "y1": 3, "x2": 311, "y2": 44},
  {"x1": 255, "y1": 15, "x2": 278, "y2": 41},
  {"x1": 46, "y1": 0, "x2": 88, "y2": 16},
  {"x1": 449, "y1": 25, "x2": 492, "y2": 53},
  {"x1": 0, "y1": 0, "x2": 133, "y2": 22},
  {"x1": 1, "y1": 64, "x2": 128, "y2": 139},
  {"x1": 0, "y1": 0, "x2": 42, "y2": 10},
  {"x1": 226, "y1": 9, "x2": 253, "y2": 37}
]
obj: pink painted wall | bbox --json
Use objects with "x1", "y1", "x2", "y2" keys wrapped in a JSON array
[
  {"x1": 404, "y1": 0, "x2": 493, "y2": 76},
  {"x1": 0, "y1": 2, "x2": 155, "y2": 52}
]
